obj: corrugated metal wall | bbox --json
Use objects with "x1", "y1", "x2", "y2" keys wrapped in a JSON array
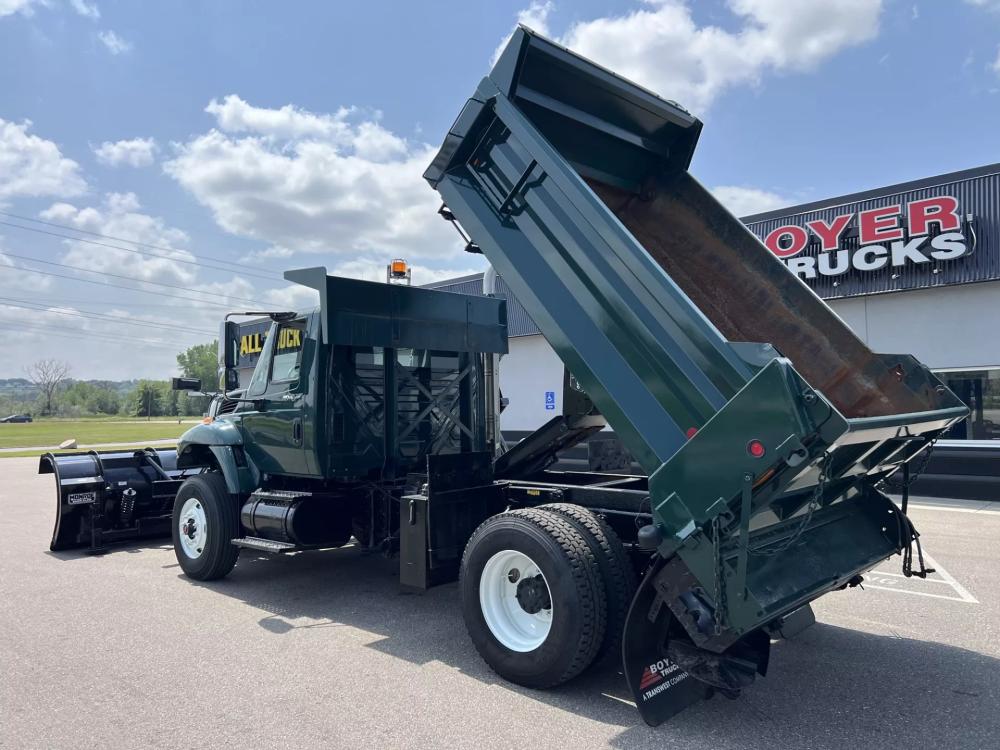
[
  {"x1": 744, "y1": 168, "x2": 1000, "y2": 300},
  {"x1": 426, "y1": 274, "x2": 542, "y2": 337}
]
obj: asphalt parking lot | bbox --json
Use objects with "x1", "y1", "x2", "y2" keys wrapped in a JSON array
[{"x1": 1, "y1": 456, "x2": 998, "y2": 750}]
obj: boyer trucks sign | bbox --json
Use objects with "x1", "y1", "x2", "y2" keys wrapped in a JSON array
[{"x1": 762, "y1": 195, "x2": 972, "y2": 280}]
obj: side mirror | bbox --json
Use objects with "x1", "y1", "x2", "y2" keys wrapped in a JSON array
[
  {"x1": 218, "y1": 320, "x2": 241, "y2": 393},
  {"x1": 220, "y1": 320, "x2": 239, "y2": 369},
  {"x1": 171, "y1": 377, "x2": 202, "y2": 391}
]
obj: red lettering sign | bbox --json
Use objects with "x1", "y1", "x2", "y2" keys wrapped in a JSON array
[
  {"x1": 806, "y1": 214, "x2": 853, "y2": 252},
  {"x1": 859, "y1": 205, "x2": 904, "y2": 244},
  {"x1": 762, "y1": 196, "x2": 965, "y2": 266},
  {"x1": 907, "y1": 196, "x2": 960, "y2": 236},
  {"x1": 765, "y1": 225, "x2": 809, "y2": 258}
]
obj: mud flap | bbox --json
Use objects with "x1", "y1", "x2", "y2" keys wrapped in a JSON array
[
  {"x1": 622, "y1": 557, "x2": 712, "y2": 726},
  {"x1": 623, "y1": 557, "x2": 773, "y2": 725}
]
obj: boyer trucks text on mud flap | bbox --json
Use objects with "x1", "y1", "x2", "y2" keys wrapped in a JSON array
[{"x1": 42, "y1": 28, "x2": 967, "y2": 726}]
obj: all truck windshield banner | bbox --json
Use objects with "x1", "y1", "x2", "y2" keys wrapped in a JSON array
[{"x1": 236, "y1": 319, "x2": 302, "y2": 370}]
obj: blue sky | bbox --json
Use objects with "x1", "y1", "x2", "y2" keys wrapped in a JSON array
[{"x1": 1, "y1": 0, "x2": 998, "y2": 378}]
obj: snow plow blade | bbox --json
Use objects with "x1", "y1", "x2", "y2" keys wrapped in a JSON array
[{"x1": 40, "y1": 448, "x2": 186, "y2": 553}]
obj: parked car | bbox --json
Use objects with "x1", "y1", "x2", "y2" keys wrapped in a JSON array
[{"x1": 0, "y1": 414, "x2": 33, "y2": 423}]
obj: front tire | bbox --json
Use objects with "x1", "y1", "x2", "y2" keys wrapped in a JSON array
[
  {"x1": 460, "y1": 508, "x2": 607, "y2": 688},
  {"x1": 172, "y1": 473, "x2": 240, "y2": 581}
]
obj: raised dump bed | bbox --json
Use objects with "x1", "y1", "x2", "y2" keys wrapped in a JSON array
[{"x1": 426, "y1": 27, "x2": 967, "y2": 723}]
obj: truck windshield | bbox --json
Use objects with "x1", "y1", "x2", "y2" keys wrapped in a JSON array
[{"x1": 245, "y1": 318, "x2": 307, "y2": 396}]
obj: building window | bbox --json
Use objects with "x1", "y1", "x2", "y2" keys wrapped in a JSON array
[{"x1": 937, "y1": 368, "x2": 1000, "y2": 440}]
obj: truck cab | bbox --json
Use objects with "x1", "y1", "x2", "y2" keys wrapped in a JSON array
[
  {"x1": 176, "y1": 267, "x2": 509, "y2": 497},
  {"x1": 236, "y1": 311, "x2": 318, "y2": 476}
]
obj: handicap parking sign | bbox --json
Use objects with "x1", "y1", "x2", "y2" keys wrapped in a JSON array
[{"x1": 544, "y1": 391, "x2": 556, "y2": 410}]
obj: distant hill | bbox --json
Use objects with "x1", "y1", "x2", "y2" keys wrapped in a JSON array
[{"x1": 0, "y1": 378, "x2": 141, "y2": 396}]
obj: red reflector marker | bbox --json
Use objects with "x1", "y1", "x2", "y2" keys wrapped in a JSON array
[
  {"x1": 685, "y1": 427, "x2": 698, "y2": 439},
  {"x1": 747, "y1": 439, "x2": 766, "y2": 458}
]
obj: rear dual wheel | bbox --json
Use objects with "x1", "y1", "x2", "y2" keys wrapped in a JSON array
[
  {"x1": 540, "y1": 503, "x2": 637, "y2": 663},
  {"x1": 460, "y1": 507, "x2": 621, "y2": 688}
]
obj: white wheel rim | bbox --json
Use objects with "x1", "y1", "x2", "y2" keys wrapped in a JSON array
[
  {"x1": 178, "y1": 496, "x2": 208, "y2": 559},
  {"x1": 479, "y1": 549, "x2": 553, "y2": 652}
]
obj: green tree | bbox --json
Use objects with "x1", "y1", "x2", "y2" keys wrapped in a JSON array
[
  {"x1": 176, "y1": 341, "x2": 218, "y2": 390},
  {"x1": 91, "y1": 387, "x2": 121, "y2": 415},
  {"x1": 159, "y1": 383, "x2": 179, "y2": 417},
  {"x1": 62, "y1": 382, "x2": 121, "y2": 415},
  {"x1": 176, "y1": 340, "x2": 218, "y2": 415},
  {"x1": 131, "y1": 380, "x2": 163, "y2": 418}
]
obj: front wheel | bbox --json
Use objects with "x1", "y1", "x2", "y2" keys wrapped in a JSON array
[
  {"x1": 460, "y1": 508, "x2": 607, "y2": 688},
  {"x1": 172, "y1": 473, "x2": 240, "y2": 581}
]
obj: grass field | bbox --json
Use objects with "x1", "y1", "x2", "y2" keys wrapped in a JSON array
[
  {"x1": 15, "y1": 416, "x2": 197, "y2": 423},
  {"x1": 0, "y1": 419, "x2": 195, "y2": 456}
]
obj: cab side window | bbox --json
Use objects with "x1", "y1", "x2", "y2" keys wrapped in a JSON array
[{"x1": 270, "y1": 320, "x2": 306, "y2": 385}]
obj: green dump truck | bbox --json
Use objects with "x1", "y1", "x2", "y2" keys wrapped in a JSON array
[{"x1": 41, "y1": 27, "x2": 967, "y2": 726}]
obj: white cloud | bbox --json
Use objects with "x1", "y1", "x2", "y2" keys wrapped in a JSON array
[
  {"x1": 1, "y1": 0, "x2": 100, "y2": 19},
  {"x1": 492, "y1": 1, "x2": 553, "y2": 64},
  {"x1": 202, "y1": 95, "x2": 408, "y2": 162},
  {"x1": 242, "y1": 245, "x2": 295, "y2": 264},
  {"x1": 260, "y1": 283, "x2": 320, "y2": 311},
  {"x1": 964, "y1": 0, "x2": 1000, "y2": 11},
  {"x1": 6, "y1": 188, "x2": 325, "y2": 377},
  {"x1": 0, "y1": 0, "x2": 42, "y2": 18},
  {"x1": 68, "y1": 0, "x2": 99, "y2": 19},
  {"x1": 712, "y1": 185, "x2": 789, "y2": 217},
  {"x1": 205, "y1": 95, "x2": 353, "y2": 141},
  {"x1": 92, "y1": 137, "x2": 157, "y2": 167},
  {"x1": 0, "y1": 245, "x2": 53, "y2": 292},
  {"x1": 495, "y1": 0, "x2": 883, "y2": 114},
  {"x1": 0, "y1": 118, "x2": 87, "y2": 202},
  {"x1": 516, "y1": 0, "x2": 552, "y2": 35},
  {"x1": 40, "y1": 192, "x2": 197, "y2": 285},
  {"x1": 98, "y1": 29, "x2": 131, "y2": 55},
  {"x1": 164, "y1": 96, "x2": 461, "y2": 261}
]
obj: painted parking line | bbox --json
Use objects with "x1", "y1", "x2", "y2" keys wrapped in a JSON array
[
  {"x1": 908, "y1": 503, "x2": 1000, "y2": 516},
  {"x1": 865, "y1": 551, "x2": 978, "y2": 604}
]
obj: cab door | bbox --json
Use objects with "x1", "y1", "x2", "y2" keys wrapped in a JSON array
[{"x1": 240, "y1": 316, "x2": 313, "y2": 476}]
